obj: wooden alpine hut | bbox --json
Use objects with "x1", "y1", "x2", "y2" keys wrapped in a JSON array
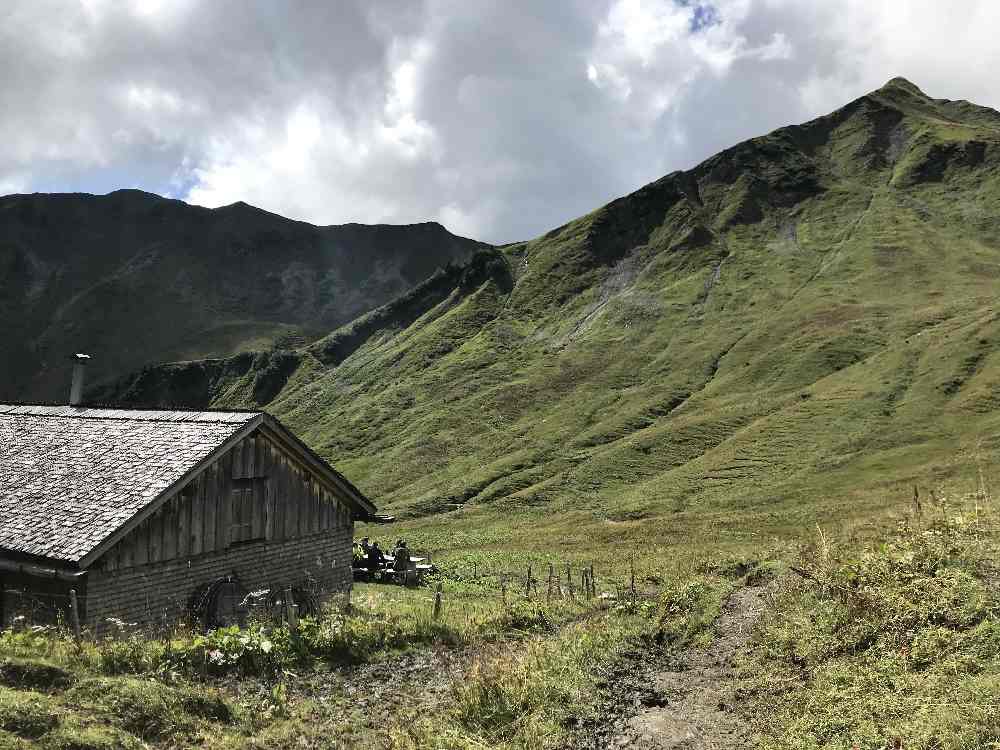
[{"x1": 0, "y1": 400, "x2": 375, "y2": 631}]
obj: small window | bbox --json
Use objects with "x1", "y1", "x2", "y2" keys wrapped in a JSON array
[
  {"x1": 232, "y1": 438, "x2": 266, "y2": 480},
  {"x1": 229, "y1": 479, "x2": 267, "y2": 545}
]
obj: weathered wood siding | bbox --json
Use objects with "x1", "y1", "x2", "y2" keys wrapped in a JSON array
[{"x1": 98, "y1": 430, "x2": 353, "y2": 572}]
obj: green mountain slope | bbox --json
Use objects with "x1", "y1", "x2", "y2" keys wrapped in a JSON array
[
  {"x1": 0, "y1": 190, "x2": 485, "y2": 400},
  {"x1": 100, "y1": 78, "x2": 1000, "y2": 549}
]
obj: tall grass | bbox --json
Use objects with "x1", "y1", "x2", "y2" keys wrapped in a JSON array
[
  {"x1": 740, "y1": 490, "x2": 1000, "y2": 750},
  {"x1": 383, "y1": 614, "x2": 645, "y2": 750}
]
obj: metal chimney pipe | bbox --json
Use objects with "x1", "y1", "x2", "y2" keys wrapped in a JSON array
[{"x1": 69, "y1": 353, "x2": 91, "y2": 406}]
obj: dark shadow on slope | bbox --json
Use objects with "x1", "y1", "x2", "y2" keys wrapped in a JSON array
[
  {"x1": 88, "y1": 250, "x2": 514, "y2": 410},
  {"x1": 307, "y1": 249, "x2": 513, "y2": 366}
]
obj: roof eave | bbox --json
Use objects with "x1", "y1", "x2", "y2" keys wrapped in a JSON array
[
  {"x1": 0, "y1": 551, "x2": 88, "y2": 580},
  {"x1": 257, "y1": 414, "x2": 378, "y2": 518}
]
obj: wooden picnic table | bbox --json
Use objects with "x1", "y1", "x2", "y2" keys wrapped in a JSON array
[{"x1": 352, "y1": 555, "x2": 434, "y2": 584}]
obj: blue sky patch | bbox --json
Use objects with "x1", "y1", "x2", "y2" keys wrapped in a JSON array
[{"x1": 676, "y1": 0, "x2": 721, "y2": 33}]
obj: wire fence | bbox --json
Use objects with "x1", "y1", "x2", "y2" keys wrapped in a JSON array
[
  {"x1": 352, "y1": 554, "x2": 652, "y2": 629},
  {"x1": 1, "y1": 554, "x2": 648, "y2": 639}
]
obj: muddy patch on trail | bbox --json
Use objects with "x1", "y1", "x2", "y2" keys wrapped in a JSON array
[
  {"x1": 559, "y1": 640, "x2": 678, "y2": 749},
  {"x1": 289, "y1": 647, "x2": 469, "y2": 731},
  {"x1": 564, "y1": 583, "x2": 776, "y2": 750}
]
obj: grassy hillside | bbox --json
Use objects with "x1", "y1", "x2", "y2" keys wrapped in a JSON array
[
  {"x1": 13, "y1": 76, "x2": 1000, "y2": 750},
  {"x1": 101, "y1": 78, "x2": 1000, "y2": 557},
  {"x1": 0, "y1": 190, "x2": 486, "y2": 401}
]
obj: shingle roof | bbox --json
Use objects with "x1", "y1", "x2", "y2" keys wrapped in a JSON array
[{"x1": 0, "y1": 405, "x2": 261, "y2": 565}]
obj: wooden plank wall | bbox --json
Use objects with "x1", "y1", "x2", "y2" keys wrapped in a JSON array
[{"x1": 100, "y1": 431, "x2": 354, "y2": 571}]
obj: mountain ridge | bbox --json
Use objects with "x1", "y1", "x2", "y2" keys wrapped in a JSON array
[
  {"x1": 0, "y1": 189, "x2": 488, "y2": 400},
  {"x1": 74, "y1": 78, "x2": 1000, "y2": 543}
]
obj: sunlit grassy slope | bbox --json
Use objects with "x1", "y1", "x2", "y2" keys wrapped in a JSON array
[{"x1": 105, "y1": 78, "x2": 1000, "y2": 557}]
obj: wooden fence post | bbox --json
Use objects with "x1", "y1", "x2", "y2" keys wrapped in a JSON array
[
  {"x1": 501, "y1": 579, "x2": 508, "y2": 607},
  {"x1": 547, "y1": 563, "x2": 554, "y2": 603},
  {"x1": 68, "y1": 589, "x2": 81, "y2": 644},
  {"x1": 525, "y1": 565, "x2": 532, "y2": 598},
  {"x1": 283, "y1": 587, "x2": 295, "y2": 627},
  {"x1": 200, "y1": 643, "x2": 209, "y2": 680},
  {"x1": 630, "y1": 555, "x2": 636, "y2": 603},
  {"x1": 590, "y1": 565, "x2": 596, "y2": 598},
  {"x1": 433, "y1": 582, "x2": 443, "y2": 620}
]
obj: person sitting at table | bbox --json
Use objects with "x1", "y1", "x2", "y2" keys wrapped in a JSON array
[
  {"x1": 360, "y1": 537, "x2": 372, "y2": 555},
  {"x1": 367, "y1": 540, "x2": 385, "y2": 571},
  {"x1": 353, "y1": 541, "x2": 365, "y2": 564},
  {"x1": 392, "y1": 540, "x2": 410, "y2": 572}
]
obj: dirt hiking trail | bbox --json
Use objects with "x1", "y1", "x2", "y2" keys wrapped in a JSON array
[{"x1": 567, "y1": 582, "x2": 775, "y2": 750}]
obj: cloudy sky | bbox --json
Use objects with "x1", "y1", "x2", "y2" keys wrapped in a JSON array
[{"x1": 2, "y1": 1, "x2": 999, "y2": 244}]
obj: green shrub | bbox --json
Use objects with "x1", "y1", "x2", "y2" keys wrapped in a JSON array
[
  {"x1": 93, "y1": 633, "x2": 164, "y2": 676},
  {"x1": 909, "y1": 625, "x2": 958, "y2": 668},
  {"x1": 295, "y1": 606, "x2": 468, "y2": 665},
  {"x1": 190, "y1": 624, "x2": 296, "y2": 677},
  {"x1": 653, "y1": 575, "x2": 734, "y2": 645},
  {"x1": 0, "y1": 627, "x2": 69, "y2": 661},
  {"x1": 297, "y1": 612, "x2": 410, "y2": 663},
  {"x1": 488, "y1": 603, "x2": 557, "y2": 635}
]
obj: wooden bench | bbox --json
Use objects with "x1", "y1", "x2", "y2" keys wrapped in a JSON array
[{"x1": 353, "y1": 562, "x2": 436, "y2": 585}]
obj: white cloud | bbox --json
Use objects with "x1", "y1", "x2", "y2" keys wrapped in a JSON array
[
  {"x1": 379, "y1": 42, "x2": 439, "y2": 161},
  {"x1": 598, "y1": 0, "x2": 692, "y2": 67},
  {"x1": 755, "y1": 32, "x2": 792, "y2": 61},
  {"x1": 585, "y1": 0, "x2": 796, "y2": 130},
  {"x1": 586, "y1": 62, "x2": 633, "y2": 101},
  {"x1": 0, "y1": 173, "x2": 28, "y2": 195},
  {"x1": 123, "y1": 85, "x2": 188, "y2": 114},
  {"x1": 780, "y1": 0, "x2": 1000, "y2": 117},
  {"x1": 2, "y1": 1, "x2": 1000, "y2": 243}
]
